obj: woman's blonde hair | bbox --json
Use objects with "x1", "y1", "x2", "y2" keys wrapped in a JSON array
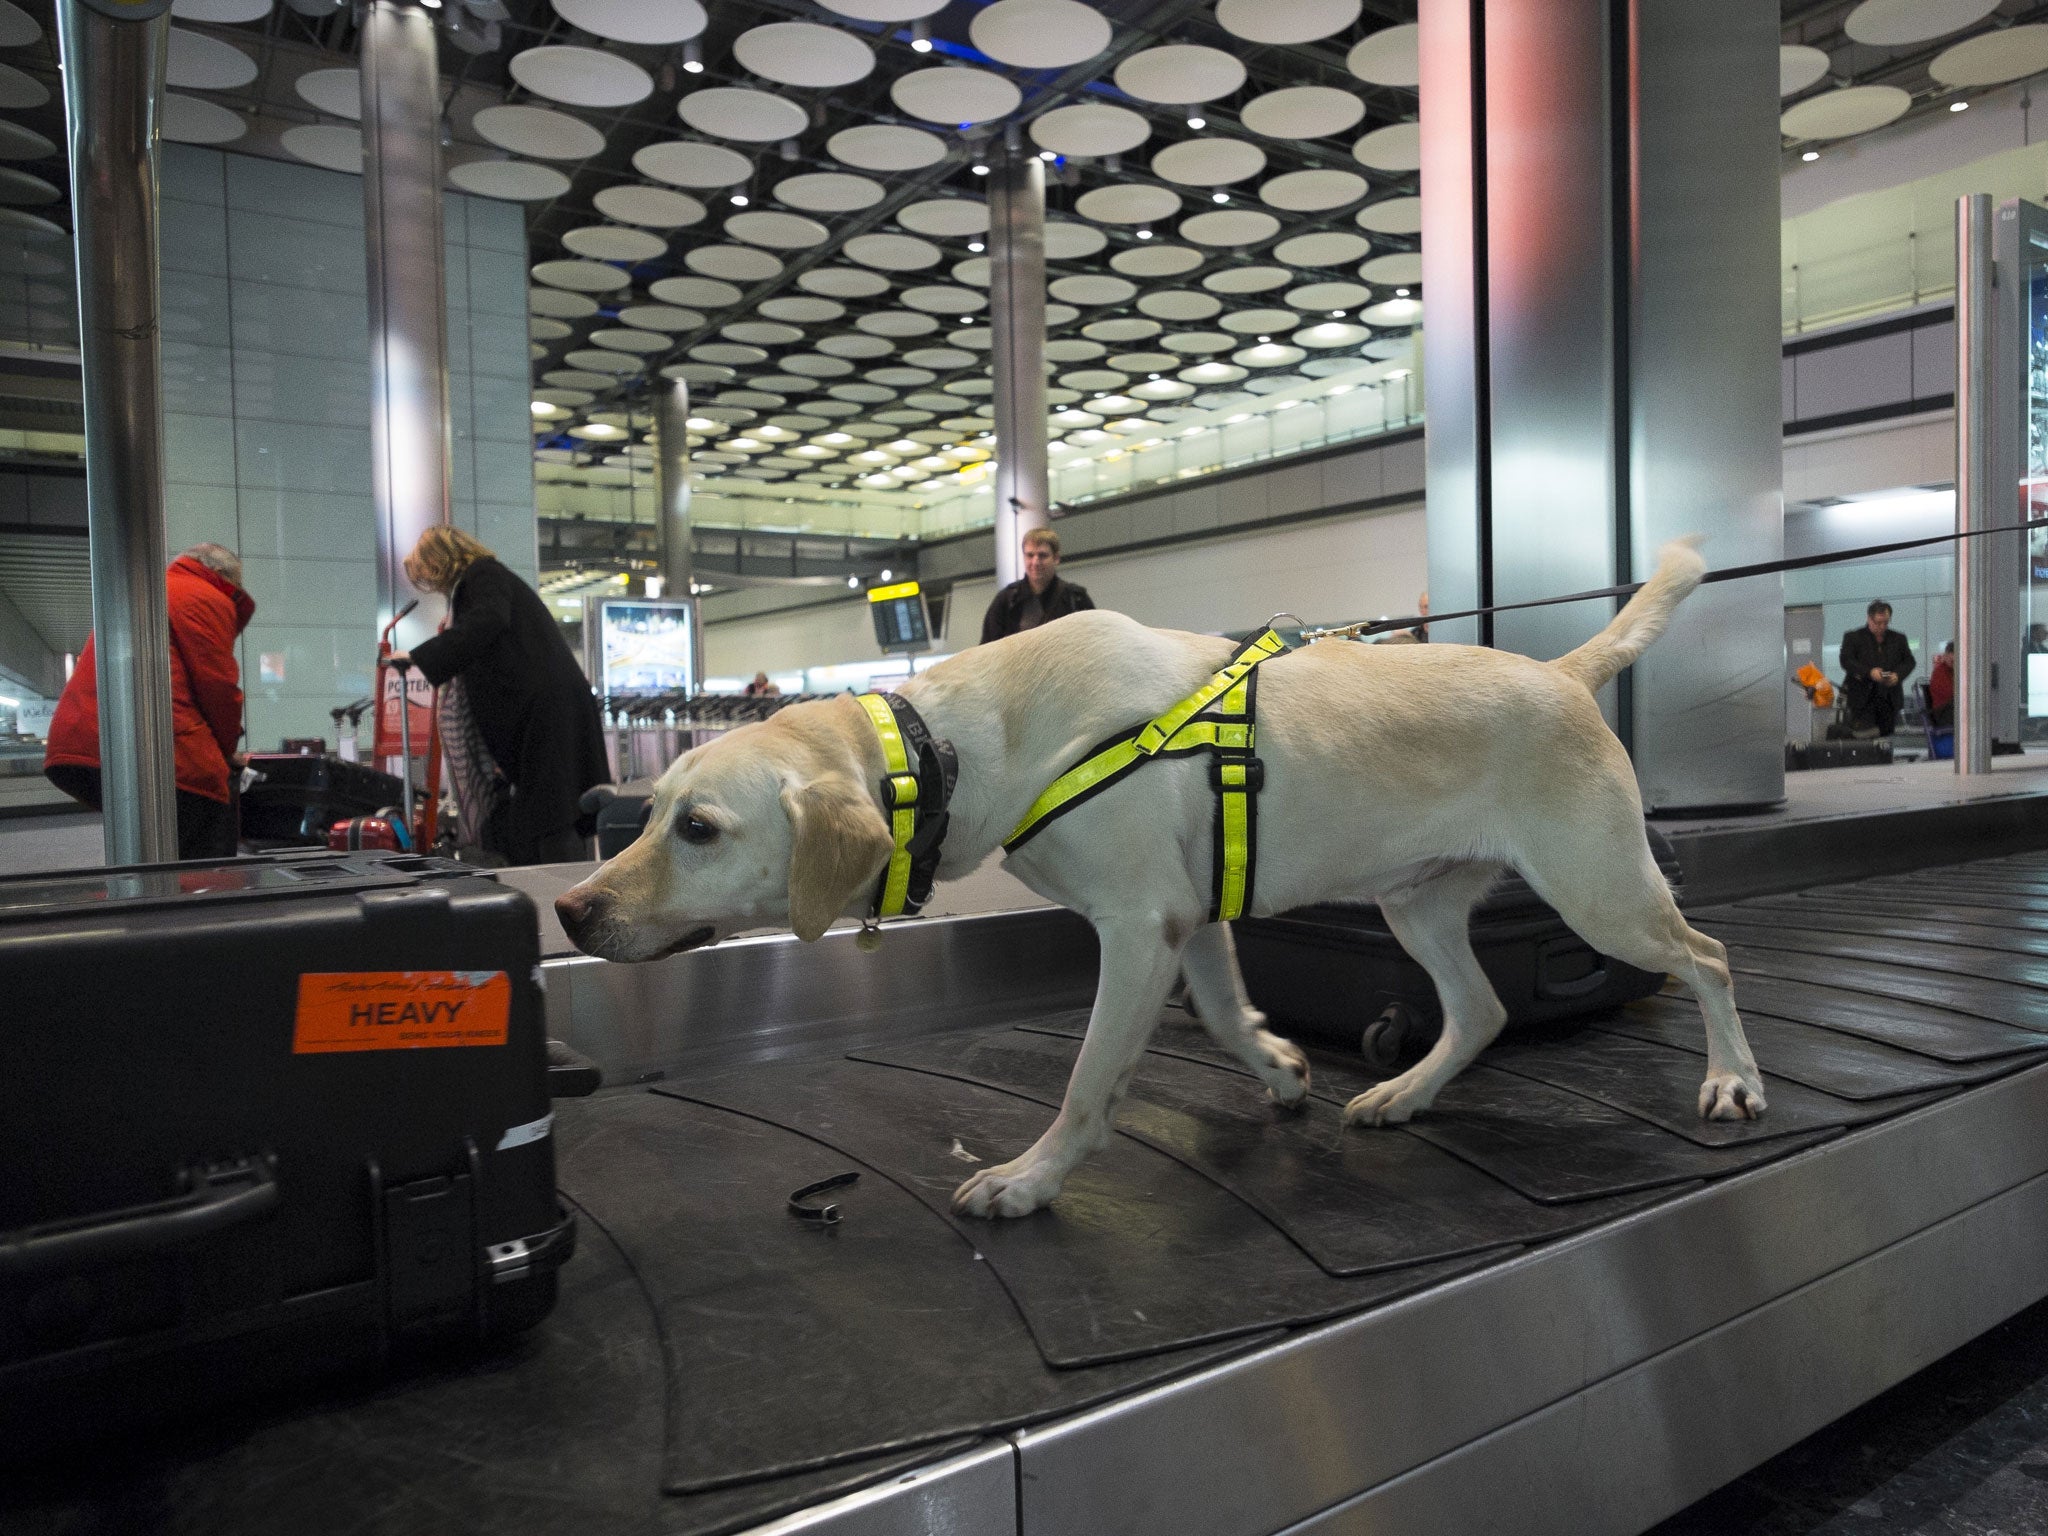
[{"x1": 403, "y1": 525, "x2": 495, "y2": 594}]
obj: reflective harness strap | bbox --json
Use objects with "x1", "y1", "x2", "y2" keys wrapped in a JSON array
[
  {"x1": 855, "y1": 691, "x2": 958, "y2": 922},
  {"x1": 1003, "y1": 629, "x2": 1286, "y2": 923}
]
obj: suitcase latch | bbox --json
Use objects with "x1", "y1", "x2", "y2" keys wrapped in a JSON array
[{"x1": 486, "y1": 1237, "x2": 530, "y2": 1284}]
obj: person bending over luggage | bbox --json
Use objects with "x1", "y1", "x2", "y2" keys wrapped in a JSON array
[
  {"x1": 981, "y1": 527, "x2": 1094, "y2": 643},
  {"x1": 43, "y1": 542, "x2": 256, "y2": 860},
  {"x1": 388, "y1": 527, "x2": 610, "y2": 866},
  {"x1": 1839, "y1": 599, "x2": 1916, "y2": 740}
]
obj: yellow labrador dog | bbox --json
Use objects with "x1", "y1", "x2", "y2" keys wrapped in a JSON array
[{"x1": 557, "y1": 541, "x2": 1764, "y2": 1218}]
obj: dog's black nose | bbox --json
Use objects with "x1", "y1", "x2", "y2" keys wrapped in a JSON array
[{"x1": 554, "y1": 886, "x2": 609, "y2": 945}]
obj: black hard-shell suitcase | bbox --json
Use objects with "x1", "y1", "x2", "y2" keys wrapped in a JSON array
[
  {"x1": 240, "y1": 753, "x2": 407, "y2": 846},
  {"x1": 0, "y1": 849, "x2": 574, "y2": 1461},
  {"x1": 1233, "y1": 826, "x2": 1686, "y2": 1066}
]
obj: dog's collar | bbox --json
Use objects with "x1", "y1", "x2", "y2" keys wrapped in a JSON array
[{"x1": 854, "y1": 691, "x2": 958, "y2": 928}]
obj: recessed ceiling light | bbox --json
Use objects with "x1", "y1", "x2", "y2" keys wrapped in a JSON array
[
  {"x1": 968, "y1": 240, "x2": 985, "y2": 251},
  {"x1": 681, "y1": 39, "x2": 702, "y2": 72},
  {"x1": 1187, "y1": 115, "x2": 1205, "y2": 130},
  {"x1": 1256, "y1": 334, "x2": 1270, "y2": 342},
  {"x1": 1039, "y1": 149, "x2": 1057, "y2": 162},
  {"x1": 1394, "y1": 287, "x2": 1409, "y2": 296},
  {"x1": 1212, "y1": 192, "x2": 1228, "y2": 204},
  {"x1": 1800, "y1": 149, "x2": 1819, "y2": 161},
  {"x1": 910, "y1": 17, "x2": 932, "y2": 51},
  {"x1": 1329, "y1": 309, "x2": 1345, "y2": 317},
  {"x1": 972, "y1": 161, "x2": 989, "y2": 175},
  {"x1": 731, "y1": 192, "x2": 749, "y2": 206},
  {"x1": 1136, "y1": 227, "x2": 1153, "y2": 239},
  {"x1": 1950, "y1": 100, "x2": 1968, "y2": 112}
]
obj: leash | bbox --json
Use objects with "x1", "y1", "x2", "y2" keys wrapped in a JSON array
[{"x1": 1302, "y1": 519, "x2": 2042, "y2": 643}]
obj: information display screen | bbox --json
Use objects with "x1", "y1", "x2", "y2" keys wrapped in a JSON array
[
  {"x1": 600, "y1": 600, "x2": 696, "y2": 696},
  {"x1": 867, "y1": 580, "x2": 932, "y2": 654}
]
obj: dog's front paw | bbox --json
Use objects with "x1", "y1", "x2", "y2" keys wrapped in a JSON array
[
  {"x1": 1256, "y1": 1029, "x2": 1311, "y2": 1109},
  {"x1": 953, "y1": 1159, "x2": 1064, "y2": 1219},
  {"x1": 1699, "y1": 1073, "x2": 1766, "y2": 1122},
  {"x1": 1343, "y1": 1074, "x2": 1436, "y2": 1127}
]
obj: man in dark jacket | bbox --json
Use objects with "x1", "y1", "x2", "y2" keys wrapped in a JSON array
[
  {"x1": 1840, "y1": 599, "x2": 1916, "y2": 738},
  {"x1": 981, "y1": 527, "x2": 1095, "y2": 643}
]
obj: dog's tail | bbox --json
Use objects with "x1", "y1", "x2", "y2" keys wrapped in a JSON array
[{"x1": 1549, "y1": 537, "x2": 1706, "y2": 692}]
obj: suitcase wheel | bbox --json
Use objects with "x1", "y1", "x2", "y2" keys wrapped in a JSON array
[{"x1": 1360, "y1": 1002, "x2": 1424, "y2": 1072}]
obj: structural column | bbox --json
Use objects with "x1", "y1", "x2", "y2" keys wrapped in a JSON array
[
  {"x1": 361, "y1": 0, "x2": 452, "y2": 639},
  {"x1": 987, "y1": 151, "x2": 1049, "y2": 591},
  {"x1": 1954, "y1": 194, "x2": 1994, "y2": 774},
  {"x1": 1421, "y1": 0, "x2": 1785, "y2": 811},
  {"x1": 57, "y1": 0, "x2": 179, "y2": 864},
  {"x1": 654, "y1": 379, "x2": 703, "y2": 689}
]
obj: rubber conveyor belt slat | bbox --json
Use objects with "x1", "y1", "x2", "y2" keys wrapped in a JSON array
[
  {"x1": 1700, "y1": 920, "x2": 2048, "y2": 991},
  {"x1": 850, "y1": 1029, "x2": 1671, "y2": 1278},
  {"x1": 1696, "y1": 902, "x2": 2048, "y2": 958},
  {"x1": 658, "y1": 1057, "x2": 1491, "y2": 1368},
  {"x1": 1716, "y1": 946, "x2": 2048, "y2": 1040},
  {"x1": 1019, "y1": 1016, "x2": 1840, "y2": 1206}
]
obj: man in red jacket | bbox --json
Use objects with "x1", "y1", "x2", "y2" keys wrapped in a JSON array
[{"x1": 44, "y1": 543, "x2": 257, "y2": 860}]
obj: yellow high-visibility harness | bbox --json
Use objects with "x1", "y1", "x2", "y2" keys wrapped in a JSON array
[
  {"x1": 854, "y1": 691, "x2": 957, "y2": 924},
  {"x1": 1003, "y1": 628, "x2": 1289, "y2": 923}
]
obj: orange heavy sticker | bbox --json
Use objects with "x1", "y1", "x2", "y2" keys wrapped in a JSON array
[{"x1": 293, "y1": 971, "x2": 511, "y2": 1054}]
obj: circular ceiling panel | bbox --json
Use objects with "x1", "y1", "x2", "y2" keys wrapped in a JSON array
[
  {"x1": 902, "y1": 285, "x2": 989, "y2": 313},
  {"x1": 1241, "y1": 85, "x2": 1365, "y2": 140},
  {"x1": 1931, "y1": 24, "x2": 2048, "y2": 86},
  {"x1": 1276, "y1": 231, "x2": 1372, "y2": 267},
  {"x1": 1044, "y1": 221, "x2": 1109, "y2": 260},
  {"x1": 1358, "y1": 251, "x2": 1420, "y2": 284},
  {"x1": 844, "y1": 232, "x2": 943, "y2": 270},
  {"x1": 1153, "y1": 137, "x2": 1266, "y2": 187},
  {"x1": 1076, "y1": 184, "x2": 1180, "y2": 225},
  {"x1": 0, "y1": 120, "x2": 55, "y2": 160},
  {"x1": 551, "y1": 0, "x2": 704, "y2": 44},
  {"x1": 1843, "y1": 0, "x2": 1998, "y2": 46},
  {"x1": 858, "y1": 309, "x2": 941, "y2": 336},
  {"x1": 952, "y1": 256, "x2": 991, "y2": 286},
  {"x1": 1244, "y1": 373, "x2": 1311, "y2": 395},
  {"x1": 891, "y1": 66, "x2": 1021, "y2": 126},
  {"x1": 450, "y1": 159, "x2": 570, "y2": 200},
  {"x1": 723, "y1": 321, "x2": 803, "y2": 346},
  {"x1": 1112, "y1": 244, "x2": 1204, "y2": 277},
  {"x1": 1180, "y1": 208, "x2": 1281, "y2": 246},
  {"x1": 566, "y1": 349, "x2": 642, "y2": 374},
  {"x1": 1179, "y1": 361, "x2": 1248, "y2": 385},
  {"x1": 677, "y1": 87, "x2": 809, "y2": 143},
  {"x1": 594, "y1": 184, "x2": 705, "y2": 227},
  {"x1": 1353, "y1": 121, "x2": 1420, "y2": 172},
  {"x1": 1137, "y1": 289, "x2": 1222, "y2": 321},
  {"x1": 0, "y1": 168, "x2": 56, "y2": 205},
  {"x1": 168, "y1": 28, "x2": 256, "y2": 90},
  {"x1": 949, "y1": 326, "x2": 993, "y2": 349},
  {"x1": 281, "y1": 124, "x2": 363, "y2": 174},
  {"x1": 830, "y1": 381, "x2": 897, "y2": 403},
  {"x1": 897, "y1": 198, "x2": 989, "y2": 236},
  {"x1": 543, "y1": 368, "x2": 615, "y2": 389},
  {"x1": 819, "y1": 333, "x2": 894, "y2": 358},
  {"x1": 530, "y1": 317, "x2": 573, "y2": 342},
  {"x1": 0, "y1": 0, "x2": 39, "y2": 42},
  {"x1": 1261, "y1": 168, "x2": 1368, "y2": 211},
  {"x1": 1082, "y1": 317, "x2": 1162, "y2": 343},
  {"x1": 1360, "y1": 296, "x2": 1422, "y2": 326},
  {"x1": 510, "y1": 46, "x2": 652, "y2": 109},
  {"x1": 945, "y1": 379, "x2": 995, "y2": 396},
  {"x1": 1780, "y1": 44, "x2": 1830, "y2": 96},
  {"x1": 687, "y1": 244, "x2": 783, "y2": 281},
  {"x1": 971, "y1": 0, "x2": 1112, "y2": 66},
  {"x1": 1036, "y1": 275, "x2": 1135, "y2": 312},
  {"x1": 690, "y1": 342, "x2": 771, "y2": 366},
  {"x1": 800, "y1": 266, "x2": 892, "y2": 298},
  {"x1": 1356, "y1": 196, "x2": 1421, "y2": 233},
  {"x1": 618, "y1": 304, "x2": 705, "y2": 331},
  {"x1": 871, "y1": 366, "x2": 937, "y2": 387},
  {"x1": 1217, "y1": 0, "x2": 1358, "y2": 44},
  {"x1": 1233, "y1": 342, "x2": 1307, "y2": 368},
  {"x1": 1110, "y1": 352, "x2": 1178, "y2": 373},
  {"x1": 1287, "y1": 280, "x2": 1371, "y2": 310},
  {"x1": 1221, "y1": 309, "x2": 1301, "y2": 338},
  {"x1": 816, "y1": 0, "x2": 945, "y2": 18},
  {"x1": 474, "y1": 103, "x2": 602, "y2": 160},
  {"x1": 727, "y1": 209, "x2": 831, "y2": 248},
  {"x1": 534, "y1": 258, "x2": 631, "y2": 292},
  {"x1": 534, "y1": 387, "x2": 597, "y2": 407},
  {"x1": 651, "y1": 274, "x2": 742, "y2": 306},
  {"x1": 163, "y1": 93, "x2": 245, "y2": 145},
  {"x1": 1046, "y1": 338, "x2": 1107, "y2": 362},
  {"x1": 531, "y1": 286, "x2": 600, "y2": 318},
  {"x1": 1031, "y1": 102, "x2": 1149, "y2": 157},
  {"x1": 776, "y1": 171, "x2": 885, "y2": 211},
  {"x1": 1114, "y1": 43, "x2": 1245, "y2": 104},
  {"x1": 0, "y1": 59, "x2": 43, "y2": 109},
  {"x1": 1202, "y1": 265, "x2": 1293, "y2": 294},
  {"x1": 1062, "y1": 369, "x2": 1130, "y2": 391},
  {"x1": 171, "y1": 0, "x2": 269, "y2": 22},
  {"x1": 634, "y1": 139, "x2": 751, "y2": 188},
  {"x1": 1130, "y1": 379, "x2": 1195, "y2": 400},
  {"x1": 827, "y1": 123, "x2": 948, "y2": 171},
  {"x1": 1347, "y1": 22, "x2": 1419, "y2": 85},
  {"x1": 1779, "y1": 84, "x2": 1910, "y2": 140},
  {"x1": 562, "y1": 225, "x2": 666, "y2": 261},
  {"x1": 1292, "y1": 321, "x2": 1371, "y2": 348},
  {"x1": 760, "y1": 295, "x2": 845, "y2": 323},
  {"x1": 733, "y1": 21, "x2": 874, "y2": 87},
  {"x1": 663, "y1": 363, "x2": 737, "y2": 385},
  {"x1": 906, "y1": 347, "x2": 976, "y2": 369}
]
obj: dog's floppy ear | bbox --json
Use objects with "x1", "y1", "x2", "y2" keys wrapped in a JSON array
[{"x1": 780, "y1": 774, "x2": 893, "y2": 942}]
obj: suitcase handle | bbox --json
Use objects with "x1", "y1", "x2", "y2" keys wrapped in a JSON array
[
  {"x1": 0, "y1": 1155, "x2": 278, "y2": 1281},
  {"x1": 1533, "y1": 936, "x2": 1613, "y2": 1000}
]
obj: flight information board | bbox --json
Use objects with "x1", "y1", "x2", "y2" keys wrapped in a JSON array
[{"x1": 868, "y1": 580, "x2": 932, "y2": 654}]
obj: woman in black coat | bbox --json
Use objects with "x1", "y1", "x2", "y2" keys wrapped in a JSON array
[{"x1": 392, "y1": 526, "x2": 610, "y2": 864}]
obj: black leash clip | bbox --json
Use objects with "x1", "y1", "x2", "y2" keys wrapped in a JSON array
[{"x1": 787, "y1": 1171, "x2": 860, "y2": 1225}]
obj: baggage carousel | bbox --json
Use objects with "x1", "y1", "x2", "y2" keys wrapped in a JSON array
[{"x1": 13, "y1": 840, "x2": 2048, "y2": 1536}]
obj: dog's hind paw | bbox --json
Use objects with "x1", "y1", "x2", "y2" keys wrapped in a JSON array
[
  {"x1": 953, "y1": 1160, "x2": 1063, "y2": 1219},
  {"x1": 1699, "y1": 1073, "x2": 1766, "y2": 1121},
  {"x1": 1257, "y1": 1030, "x2": 1311, "y2": 1109},
  {"x1": 1343, "y1": 1076, "x2": 1435, "y2": 1127}
]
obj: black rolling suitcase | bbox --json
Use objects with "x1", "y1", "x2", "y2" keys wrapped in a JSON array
[
  {"x1": 1233, "y1": 826, "x2": 1686, "y2": 1067},
  {"x1": 239, "y1": 752, "x2": 407, "y2": 847},
  {"x1": 0, "y1": 849, "x2": 574, "y2": 1461}
]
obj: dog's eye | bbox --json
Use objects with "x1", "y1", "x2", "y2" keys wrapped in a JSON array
[{"x1": 677, "y1": 814, "x2": 719, "y2": 845}]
